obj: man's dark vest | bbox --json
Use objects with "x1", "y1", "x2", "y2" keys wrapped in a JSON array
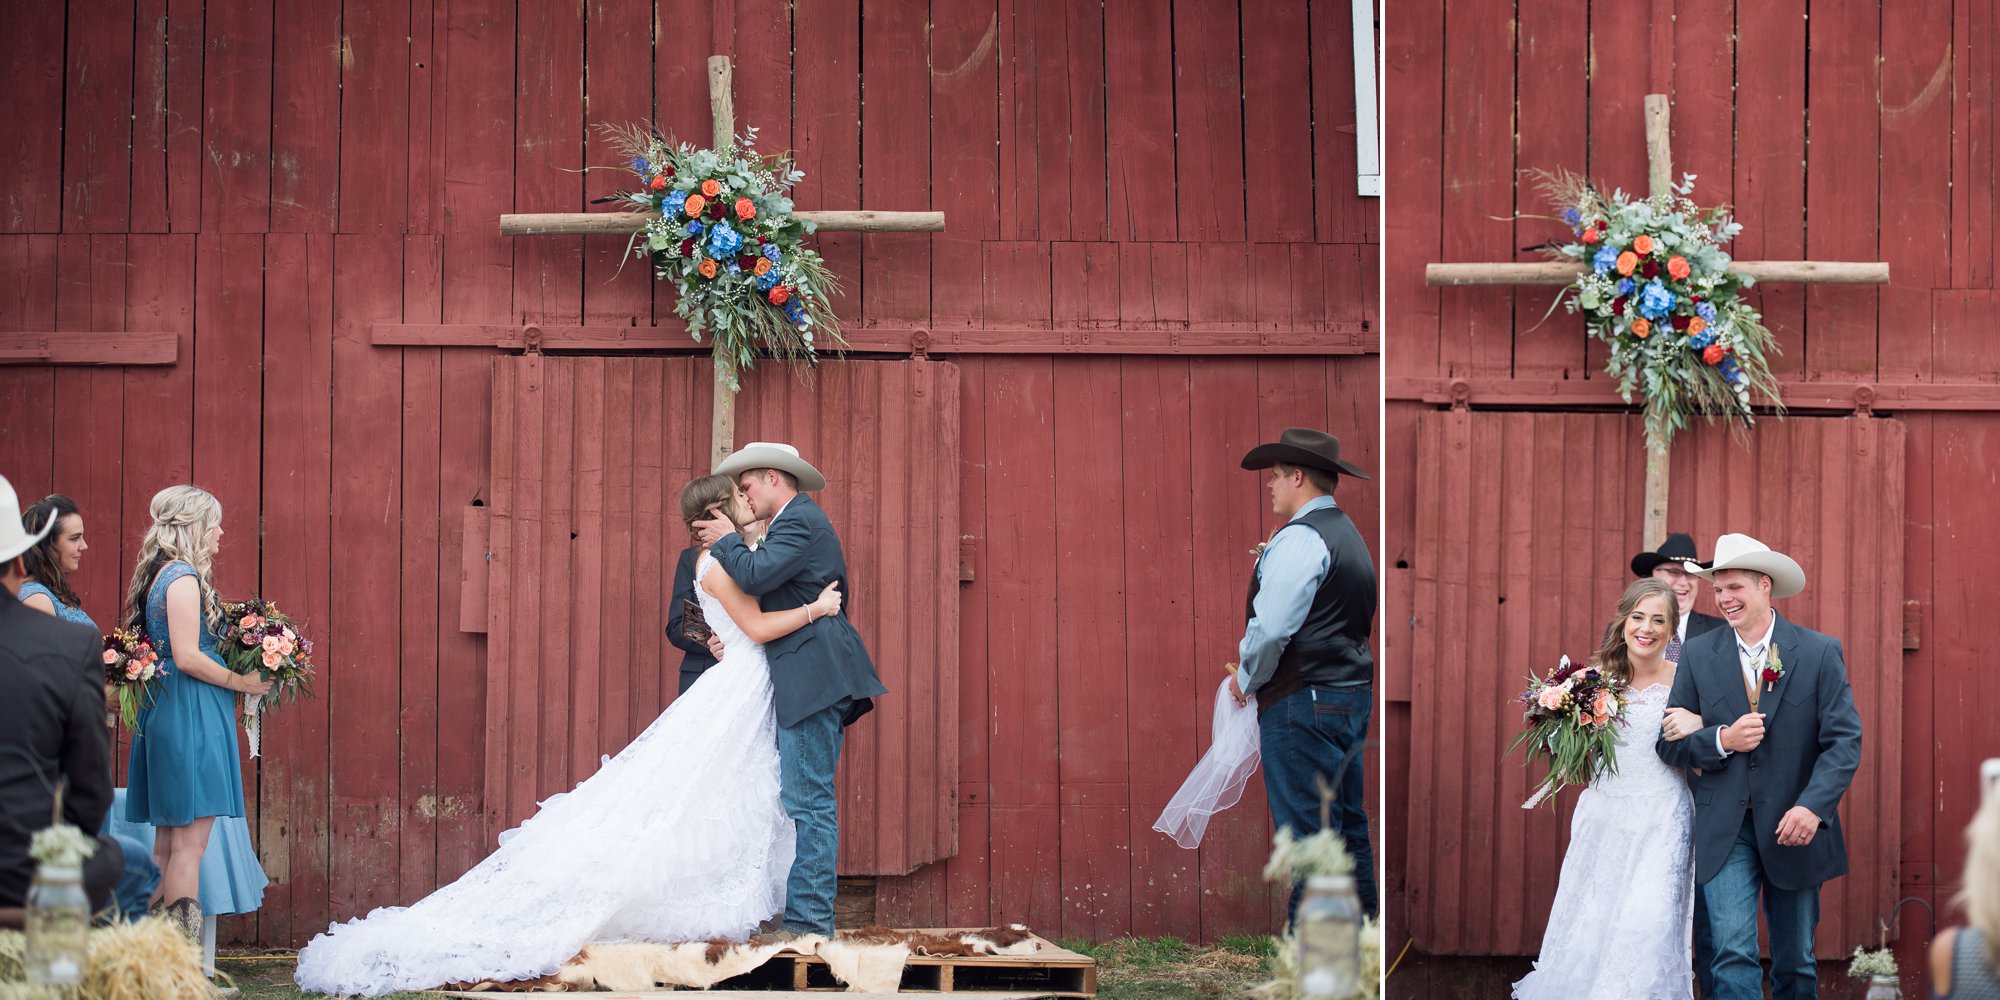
[{"x1": 1245, "y1": 504, "x2": 1376, "y2": 709}]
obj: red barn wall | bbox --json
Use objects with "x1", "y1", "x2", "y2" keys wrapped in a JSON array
[
  {"x1": 0, "y1": 0, "x2": 1376, "y2": 946},
  {"x1": 1386, "y1": 0, "x2": 1992, "y2": 988}
]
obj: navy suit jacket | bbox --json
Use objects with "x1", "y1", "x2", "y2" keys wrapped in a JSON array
[
  {"x1": 708, "y1": 495, "x2": 887, "y2": 728},
  {"x1": 1656, "y1": 613, "x2": 1864, "y2": 888},
  {"x1": 666, "y1": 546, "x2": 718, "y2": 694}
]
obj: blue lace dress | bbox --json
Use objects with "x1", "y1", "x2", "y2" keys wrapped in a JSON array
[
  {"x1": 15, "y1": 580, "x2": 95, "y2": 628},
  {"x1": 124, "y1": 561, "x2": 245, "y2": 826}
]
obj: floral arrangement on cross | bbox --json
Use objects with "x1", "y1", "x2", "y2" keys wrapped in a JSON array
[
  {"x1": 1537, "y1": 169, "x2": 1784, "y2": 453},
  {"x1": 599, "y1": 123, "x2": 845, "y2": 390}
]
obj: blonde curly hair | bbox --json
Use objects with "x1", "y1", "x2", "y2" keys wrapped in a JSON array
[
  {"x1": 122, "y1": 485, "x2": 225, "y2": 635},
  {"x1": 1960, "y1": 784, "x2": 2000, "y2": 972}
]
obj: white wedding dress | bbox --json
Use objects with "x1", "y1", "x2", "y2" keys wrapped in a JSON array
[
  {"x1": 1513, "y1": 683, "x2": 1695, "y2": 1000},
  {"x1": 294, "y1": 554, "x2": 794, "y2": 996}
]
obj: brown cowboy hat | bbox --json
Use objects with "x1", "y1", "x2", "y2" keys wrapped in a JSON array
[{"x1": 1239, "y1": 427, "x2": 1370, "y2": 480}]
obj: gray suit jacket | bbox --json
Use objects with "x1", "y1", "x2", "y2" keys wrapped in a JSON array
[
  {"x1": 708, "y1": 495, "x2": 887, "y2": 729},
  {"x1": 1655, "y1": 613, "x2": 1864, "y2": 889}
]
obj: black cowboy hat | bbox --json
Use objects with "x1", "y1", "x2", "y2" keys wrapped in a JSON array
[
  {"x1": 1631, "y1": 532, "x2": 1706, "y2": 577},
  {"x1": 1239, "y1": 427, "x2": 1370, "y2": 481}
]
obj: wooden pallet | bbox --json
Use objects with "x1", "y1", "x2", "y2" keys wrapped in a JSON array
[{"x1": 436, "y1": 932, "x2": 1096, "y2": 998}]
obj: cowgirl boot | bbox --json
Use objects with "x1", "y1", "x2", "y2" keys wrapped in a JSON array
[{"x1": 164, "y1": 896, "x2": 203, "y2": 944}]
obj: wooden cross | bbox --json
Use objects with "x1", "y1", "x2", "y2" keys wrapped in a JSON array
[
  {"x1": 500, "y1": 56, "x2": 946, "y2": 470},
  {"x1": 1424, "y1": 95, "x2": 1890, "y2": 548}
]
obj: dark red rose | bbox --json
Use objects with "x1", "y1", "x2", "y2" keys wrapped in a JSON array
[
  {"x1": 1641, "y1": 260, "x2": 1660, "y2": 279},
  {"x1": 679, "y1": 239, "x2": 696, "y2": 258},
  {"x1": 664, "y1": 165, "x2": 676, "y2": 178},
  {"x1": 1672, "y1": 315, "x2": 1690, "y2": 330},
  {"x1": 738, "y1": 255, "x2": 758, "y2": 270},
  {"x1": 708, "y1": 202, "x2": 725, "y2": 220},
  {"x1": 1612, "y1": 296, "x2": 1629, "y2": 313}
]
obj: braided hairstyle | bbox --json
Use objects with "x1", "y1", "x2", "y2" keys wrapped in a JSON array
[{"x1": 122, "y1": 486, "x2": 225, "y2": 635}]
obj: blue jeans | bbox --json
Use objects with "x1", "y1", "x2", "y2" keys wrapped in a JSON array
[
  {"x1": 107, "y1": 832, "x2": 160, "y2": 920},
  {"x1": 1693, "y1": 887, "x2": 1716, "y2": 997},
  {"x1": 1702, "y1": 815, "x2": 1820, "y2": 1000},
  {"x1": 1259, "y1": 684, "x2": 1376, "y2": 922},
  {"x1": 778, "y1": 700, "x2": 847, "y2": 935}
]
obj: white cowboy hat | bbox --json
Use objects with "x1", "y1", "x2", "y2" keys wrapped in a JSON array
[
  {"x1": 713, "y1": 442, "x2": 827, "y2": 492},
  {"x1": 0, "y1": 474, "x2": 55, "y2": 565},
  {"x1": 1685, "y1": 533, "x2": 1806, "y2": 599}
]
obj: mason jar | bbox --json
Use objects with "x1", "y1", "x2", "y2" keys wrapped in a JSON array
[
  {"x1": 1861, "y1": 973, "x2": 1902, "y2": 1000},
  {"x1": 1296, "y1": 874, "x2": 1362, "y2": 999},
  {"x1": 24, "y1": 864, "x2": 89, "y2": 985}
]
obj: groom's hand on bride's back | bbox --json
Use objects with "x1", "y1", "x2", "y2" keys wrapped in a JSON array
[{"x1": 1720, "y1": 711, "x2": 1766, "y2": 753}]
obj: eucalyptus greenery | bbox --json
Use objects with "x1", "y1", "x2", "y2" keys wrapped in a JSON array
[
  {"x1": 600, "y1": 124, "x2": 844, "y2": 389},
  {"x1": 1535, "y1": 169, "x2": 1783, "y2": 454}
]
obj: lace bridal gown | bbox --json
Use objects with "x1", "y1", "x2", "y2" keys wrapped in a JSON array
[
  {"x1": 295, "y1": 555, "x2": 794, "y2": 996},
  {"x1": 1513, "y1": 683, "x2": 1695, "y2": 1000}
]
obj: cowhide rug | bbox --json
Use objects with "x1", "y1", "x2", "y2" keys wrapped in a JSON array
[{"x1": 446, "y1": 924, "x2": 1041, "y2": 993}]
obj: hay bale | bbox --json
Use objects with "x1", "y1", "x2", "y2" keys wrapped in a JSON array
[{"x1": 0, "y1": 918, "x2": 209, "y2": 999}]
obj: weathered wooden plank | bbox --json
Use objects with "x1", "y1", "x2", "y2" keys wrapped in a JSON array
[
  {"x1": 0, "y1": 333, "x2": 178, "y2": 365},
  {"x1": 1119, "y1": 358, "x2": 1201, "y2": 939},
  {"x1": 0, "y1": 3, "x2": 63, "y2": 232},
  {"x1": 568, "y1": 358, "x2": 606, "y2": 782},
  {"x1": 368, "y1": 321, "x2": 1371, "y2": 354},
  {"x1": 1170, "y1": 0, "x2": 1245, "y2": 242},
  {"x1": 858, "y1": 0, "x2": 933, "y2": 326},
  {"x1": 189, "y1": 234, "x2": 265, "y2": 590},
  {"x1": 580, "y1": 0, "x2": 655, "y2": 327},
  {"x1": 1052, "y1": 357, "x2": 1130, "y2": 940},
  {"x1": 1188, "y1": 358, "x2": 1274, "y2": 938},
  {"x1": 61, "y1": 0, "x2": 135, "y2": 233},
  {"x1": 498, "y1": 210, "x2": 946, "y2": 237},
  {"x1": 1803, "y1": 0, "x2": 1883, "y2": 380},
  {"x1": 1384, "y1": 0, "x2": 1444, "y2": 379},
  {"x1": 397, "y1": 235, "x2": 445, "y2": 905},
  {"x1": 1383, "y1": 375, "x2": 2000, "y2": 412},
  {"x1": 336, "y1": 0, "x2": 411, "y2": 232},
  {"x1": 1426, "y1": 261, "x2": 1890, "y2": 286},
  {"x1": 1510, "y1": 0, "x2": 1589, "y2": 380},
  {"x1": 1436, "y1": 0, "x2": 1516, "y2": 377},
  {"x1": 1103, "y1": 0, "x2": 1174, "y2": 242},
  {"x1": 253, "y1": 231, "x2": 334, "y2": 945},
  {"x1": 1242, "y1": 0, "x2": 1313, "y2": 243},
  {"x1": 327, "y1": 234, "x2": 406, "y2": 922},
  {"x1": 201, "y1": 0, "x2": 274, "y2": 232},
  {"x1": 1735, "y1": 0, "x2": 1809, "y2": 382}
]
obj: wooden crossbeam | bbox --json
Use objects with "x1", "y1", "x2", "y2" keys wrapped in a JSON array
[
  {"x1": 0, "y1": 332, "x2": 179, "y2": 366},
  {"x1": 1426, "y1": 260, "x2": 1890, "y2": 287},
  {"x1": 499, "y1": 210, "x2": 944, "y2": 237},
  {"x1": 368, "y1": 323, "x2": 1376, "y2": 356}
]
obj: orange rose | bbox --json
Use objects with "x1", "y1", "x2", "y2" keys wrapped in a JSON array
[
  {"x1": 1616, "y1": 251, "x2": 1638, "y2": 276},
  {"x1": 684, "y1": 194, "x2": 707, "y2": 217},
  {"x1": 1581, "y1": 228, "x2": 1600, "y2": 244},
  {"x1": 1633, "y1": 234, "x2": 1654, "y2": 255},
  {"x1": 699, "y1": 258, "x2": 720, "y2": 279},
  {"x1": 1632, "y1": 318, "x2": 1652, "y2": 338},
  {"x1": 769, "y1": 285, "x2": 791, "y2": 305},
  {"x1": 1703, "y1": 343, "x2": 1726, "y2": 365},
  {"x1": 701, "y1": 179, "x2": 722, "y2": 198},
  {"x1": 1667, "y1": 255, "x2": 1691, "y2": 280},
  {"x1": 1688, "y1": 317, "x2": 1707, "y2": 335},
  {"x1": 753, "y1": 257, "x2": 773, "y2": 276},
  {"x1": 734, "y1": 198, "x2": 756, "y2": 220}
]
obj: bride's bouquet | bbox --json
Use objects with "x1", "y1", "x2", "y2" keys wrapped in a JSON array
[
  {"x1": 1508, "y1": 655, "x2": 1628, "y2": 809},
  {"x1": 220, "y1": 598, "x2": 318, "y2": 757}
]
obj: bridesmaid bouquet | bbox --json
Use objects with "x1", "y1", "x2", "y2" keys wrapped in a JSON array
[
  {"x1": 220, "y1": 598, "x2": 318, "y2": 756},
  {"x1": 102, "y1": 627, "x2": 167, "y2": 730},
  {"x1": 1508, "y1": 654, "x2": 1629, "y2": 809}
]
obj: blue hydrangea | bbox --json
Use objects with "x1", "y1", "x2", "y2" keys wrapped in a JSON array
[
  {"x1": 1561, "y1": 207, "x2": 1582, "y2": 228},
  {"x1": 1696, "y1": 300, "x2": 1717, "y2": 324},
  {"x1": 1592, "y1": 246, "x2": 1620, "y2": 275},
  {"x1": 1689, "y1": 330, "x2": 1715, "y2": 349},
  {"x1": 756, "y1": 269, "x2": 781, "y2": 291},
  {"x1": 707, "y1": 223, "x2": 743, "y2": 256},
  {"x1": 762, "y1": 243, "x2": 781, "y2": 263},
  {"x1": 663, "y1": 190, "x2": 687, "y2": 215},
  {"x1": 629, "y1": 157, "x2": 649, "y2": 174},
  {"x1": 1615, "y1": 278, "x2": 1636, "y2": 296},
  {"x1": 1638, "y1": 281, "x2": 1676, "y2": 320},
  {"x1": 685, "y1": 219, "x2": 705, "y2": 237}
]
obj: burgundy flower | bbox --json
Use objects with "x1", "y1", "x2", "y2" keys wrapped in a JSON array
[
  {"x1": 738, "y1": 255, "x2": 758, "y2": 270},
  {"x1": 708, "y1": 202, "x2": 726, "y2": 220},
  {"x1": 1672, "y1": 315, "x2": 1690, "y2": 330},
  {"x1": 1641, "y1": 260, "x2": 1660, "y2": 279},
  {"x1": 1612, "y1": 296, "x2": 1629, "y2": 314},
  {"x1": 679, "y1": 238, "x2": 696, "y2": 258}
]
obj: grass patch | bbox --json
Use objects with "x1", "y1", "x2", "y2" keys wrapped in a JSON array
[
  {"x1": 224, "y1": 954, "x2": 432, "y2": 999},
  {"x1": 1072, "y1": 936, "x2": 1272, "y2": 1000}
]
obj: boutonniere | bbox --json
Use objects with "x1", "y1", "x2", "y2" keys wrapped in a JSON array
[
  {"x1": 1250, "y1": 541, "x2": 1269, "y2": 560},
  {"x1": 1761, "y1": 643, "x2": 1785, "y2": 693}
]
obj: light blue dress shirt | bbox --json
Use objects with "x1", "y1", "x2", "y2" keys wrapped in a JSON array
[{"x1": 1238, "y1": 495, "x2": 1337, "y2": 693}]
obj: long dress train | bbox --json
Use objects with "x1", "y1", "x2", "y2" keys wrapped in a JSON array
[{"x1": 294, "y1": 554, "x2": 794, "y2": 996}]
